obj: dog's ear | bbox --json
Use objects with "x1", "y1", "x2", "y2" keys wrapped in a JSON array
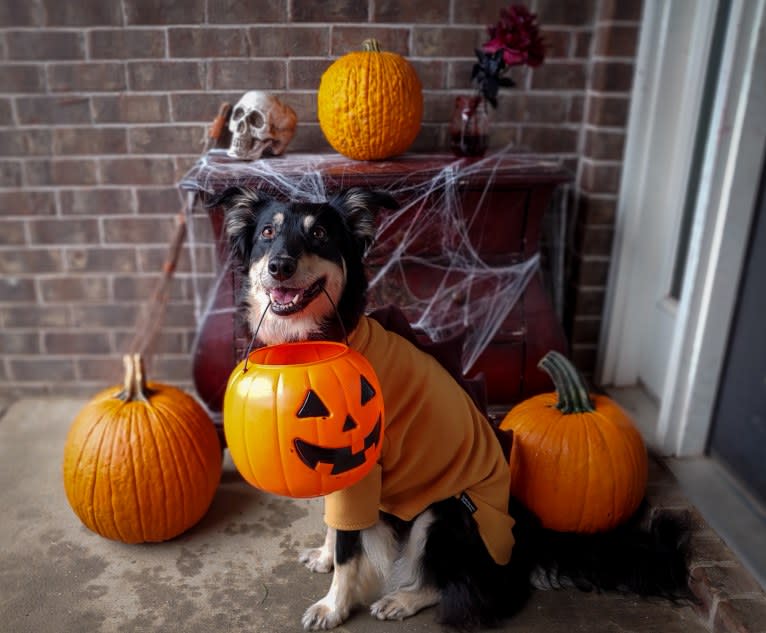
[
  {"x1": 331, "y1": 188, "x2": 399, "y2": 253},
  {"x1": 206, "y1": 187, "x2": 272, "y2": 262}
]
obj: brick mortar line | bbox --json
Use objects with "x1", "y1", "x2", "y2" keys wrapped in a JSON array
[
  {"x1": 576, "y1": 223, "x2": 617, "y2": 231},
  {"x1": 582, "y1": 123, "x2": 628, "y2": 134},
  {"x1": 0, "y1": 186, "x2": 184, "y2": 194},
  {"x1": 8, "y1": 326, "x2": 194, "y2": 334},
  {"x1": 6, "y1": 352, "x2": 194, "y2": 358},
  {"x1": 570, "y1": 284, "x2": 608, "y2": 291},
  {"x1": 580, "y1": 157, "x2": 625, "y2": 167},
  {"x1": 0, "y1": 154, "x2": 584, "y2": 169},
  {"x1": 0, "y1": 25, "x2": 416, "y2": 34},
  {"x1": 579, "y1": 192, "x2": 620, "y2": 200},
  {"x1": 589, "y1": 55, "x2": 638, "y2": 63},
  {"x1": 2, "y1": 58, "x2": 590, "y2": 68},
  {"x1": 572, "y1": 256, "x2": 613, "y2": 263},
  {"x1": 0, "y1": 122, "x2": 574, "y2": 133},
  {"x1": 1, "y1": 87, "x2": 597, "y2": 96},
  {"x1": 0, "y1": 244, "x2": 200, "y2": 249},
  {"x1": 6, "y1": 51, "x2": 441, "y2": 66},
  {"x1": 1, "y1": 298, "x2": 199, "y2": 304},
  {"x1": 584, "y1": 90, "x2": 632, "y2": 98},
  {"x1": 2, "y1": 279, "x2": 217, "y2": 286},
  {"x1": 0, "y1": 23, "x2": 610, "y2": 33}
]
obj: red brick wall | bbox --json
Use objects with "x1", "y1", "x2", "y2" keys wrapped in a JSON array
[{"x1": 0, "y1": 0, "x2": 642, "y2": 397}]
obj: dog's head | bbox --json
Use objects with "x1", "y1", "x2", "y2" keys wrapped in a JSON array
[{"x1": 209, "y1": 186, "x2": 398, "y2": 345}]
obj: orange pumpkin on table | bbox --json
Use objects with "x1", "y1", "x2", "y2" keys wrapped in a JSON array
[
  {"x1": 62, "y1": 354, "x2": 222, "y2": 543},
  {"x1": 500, "y1": 351, "x2": 648, "y2": 533},
  {"x1": 223, "y1": 341, "x2": 385, "y2": 498},
  {"x1": 317, "y1": 38, "x2": 423, "y2": 161}
]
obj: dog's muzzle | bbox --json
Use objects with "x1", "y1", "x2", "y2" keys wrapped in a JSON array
[{"x1": 267, "y1": 277, "x2": 326, "y2": 315}]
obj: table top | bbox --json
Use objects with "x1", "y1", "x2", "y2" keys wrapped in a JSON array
[{"x1": 179, "y1": 148, "x2": 572, "y2": 195}]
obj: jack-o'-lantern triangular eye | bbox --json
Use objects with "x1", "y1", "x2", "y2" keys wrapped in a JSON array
[
  {"x1": 360, "y1": 375, "x2": 376, "y2": 405},
  {"x1": 297, "y1": 389, "x2": 330, "y2": 418}
]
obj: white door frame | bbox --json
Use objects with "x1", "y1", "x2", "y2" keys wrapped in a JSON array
[{"x1": 597, "y1": 0, "x2": 766, "y2": 456}]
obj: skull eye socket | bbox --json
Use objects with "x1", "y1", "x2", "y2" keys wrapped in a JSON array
[
  {"x1": 248, "y1": 111, "x2": 265, "y2": 129},
  {"x1": 232, "y1": 106, "x2": 245, "y2": 120}
]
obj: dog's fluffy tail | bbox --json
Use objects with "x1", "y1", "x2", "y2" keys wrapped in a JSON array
[
  {"x1": 517, "y1": 499, "x2": 693, "y2": 599},
  {"x1": 422, "y1": 497, "x2": 692, "y2": 632}
]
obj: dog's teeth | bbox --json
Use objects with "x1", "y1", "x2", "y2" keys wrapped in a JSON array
[{"x1": 270, "y1": 288, "x2": 303, "y2": 305}]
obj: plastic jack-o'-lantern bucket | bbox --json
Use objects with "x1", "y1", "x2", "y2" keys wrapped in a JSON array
[{"x1": 223, "y1": 341, "x2": 384, "y2": 498}]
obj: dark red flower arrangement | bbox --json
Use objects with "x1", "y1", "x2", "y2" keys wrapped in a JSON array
[{"x1": 472, "y1": 5, "x2": 546, "y2": 107}]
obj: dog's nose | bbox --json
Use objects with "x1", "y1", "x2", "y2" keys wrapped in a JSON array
[{"x1": 268, "y1": 255, "x2": 297, "y2": 281}]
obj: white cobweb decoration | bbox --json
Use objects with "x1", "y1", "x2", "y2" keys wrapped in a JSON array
[{"x1": 181, "y1": 148, "x2": 564, "y2": 375}]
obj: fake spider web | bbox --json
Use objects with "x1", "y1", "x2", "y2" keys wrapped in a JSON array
[{"x1": 180, "y1": 147, "x2": 565, "y2": 375}]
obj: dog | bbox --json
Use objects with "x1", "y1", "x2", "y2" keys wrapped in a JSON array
[{"x1": 211, "y1": 186, "x2": 691, "y2": 631}]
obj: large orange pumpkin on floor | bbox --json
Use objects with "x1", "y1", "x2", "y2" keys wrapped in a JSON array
[
  {"x1": 317, "y1": 39, "x2": 423, "y2": 160},
  {"x1": 500, "y1": 351, "x2": 648, "y2": 533},
  {"x1": 62, "y1": 354, "x2": 222, "y2": 543},
  {"x1": 223, "y1": 341, "x2": 384, "y2": 498}
]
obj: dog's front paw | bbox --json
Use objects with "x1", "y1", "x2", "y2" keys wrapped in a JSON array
[
  {"x1": 302, "y1": 601, "x2": 349, "y2": 630},
  {"x1": 370, "y1": 594, "x2": 412, "y2": 621},
  {"x1": 299, "y1": 547, "x2": 333, "y2": 573},
  {"x1": 370, "y1": 589, "x2": 438, "y2": 621}
]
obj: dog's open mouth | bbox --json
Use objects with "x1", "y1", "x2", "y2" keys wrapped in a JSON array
[
  {"x1": 268, "y1": 277, "x2": 325, "y2": 315},
  {"x1": 293, "y1": 417, "x2": 382, "y2": 475}
]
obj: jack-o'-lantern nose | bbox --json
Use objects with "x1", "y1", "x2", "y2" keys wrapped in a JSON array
[{"x1": 342, "y1": 415, "x2": 357, "y2": 431}]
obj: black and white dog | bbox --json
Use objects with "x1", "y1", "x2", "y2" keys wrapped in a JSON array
[{"x1": 211, "y1": 186, "x2": 690, "y2": 631}]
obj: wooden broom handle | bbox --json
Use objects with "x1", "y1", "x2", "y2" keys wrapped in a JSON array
[{"x1": 128, "y1": 210, "x2": 188, "y2": 357}]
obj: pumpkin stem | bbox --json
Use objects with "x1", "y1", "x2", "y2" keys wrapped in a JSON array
[
  {"x1": 362, "y1": 39, "x2": 382, "y2": 52},
  {"x1": 118, "y1": 353, "x2": 151, "y2": 402},
  {"x1": 538, "y1": 351, "x2": 595, "y2": 414}
]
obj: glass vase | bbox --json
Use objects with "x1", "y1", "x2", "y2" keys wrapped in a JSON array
[{"x1": 449, "y1": 95, "x2": 490, "y2": 158}]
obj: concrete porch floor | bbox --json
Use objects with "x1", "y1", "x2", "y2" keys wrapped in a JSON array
[{"x1": 0, "y1": 398, "x2": 762, "y2": 633}]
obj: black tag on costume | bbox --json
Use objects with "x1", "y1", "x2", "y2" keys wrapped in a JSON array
[{"x1": 459, "y1": 492, "x2": 477, "y2": 514}]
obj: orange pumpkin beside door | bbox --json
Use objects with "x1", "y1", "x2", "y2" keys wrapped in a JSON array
[{"x1": 500, "y1": 351, "x2": 648, "y2": 533}]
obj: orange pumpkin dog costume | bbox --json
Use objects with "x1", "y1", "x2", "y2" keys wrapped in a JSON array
[{"x1": 323, "y1": 314, "x2": 515, "y2": 565}]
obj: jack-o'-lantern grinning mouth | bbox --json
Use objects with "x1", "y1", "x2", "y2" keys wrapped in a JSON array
[
  {"x1": 293, "y1": 417, "x2": 382, "y2": 475},
  {"x1": 268, "y1": 277, "x2": 326, "y2": 316}
]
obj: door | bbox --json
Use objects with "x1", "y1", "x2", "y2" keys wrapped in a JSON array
[
  {"x1": 637, "y1": 2, "x2": 732, "y2": 400},
  {"x1": 598, "y1": 0, "x2": 723, "y2": 394},
  {"x1": 598, "y1": 0, "x2": 766, "y2": 455},
  {"x1": 708, "y1": 163, "x2": 766, "y2": 506}
]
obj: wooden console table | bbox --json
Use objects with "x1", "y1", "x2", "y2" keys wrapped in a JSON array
[{"x1": 180, "y1": 150, "x2": 571, "y2": 418}]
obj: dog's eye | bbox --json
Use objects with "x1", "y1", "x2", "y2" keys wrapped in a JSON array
[
  {"x1": 261, "y1": 225, "x2": 274, "y2": 239},
  {"x1": 311, "y1": 226, "x2": 327, "y2": 241}
]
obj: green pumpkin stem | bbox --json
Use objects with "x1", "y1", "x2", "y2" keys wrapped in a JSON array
[
  {"x1": 362, "y1": 38, "x2": 382, "y2": 52},
  {"x1": 538, "y1": 351, "x2": 595, "y2": 414},
  {"x1": 118, "y1": 353, "x2": 150, "y2": 402}
]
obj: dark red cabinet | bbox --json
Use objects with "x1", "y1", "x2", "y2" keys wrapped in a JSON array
[{"x1": 180, "y1": 151, "x2": 571, "y2": 417}]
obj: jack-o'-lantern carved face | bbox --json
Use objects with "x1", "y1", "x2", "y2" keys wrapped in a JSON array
[{"x1": 223, "y1": 341, "x2": 384, "y2": 498}]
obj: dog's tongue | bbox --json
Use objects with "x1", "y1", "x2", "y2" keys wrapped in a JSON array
[{"x1": 271, "y1": 288, "x2": 302, "y2": 305}]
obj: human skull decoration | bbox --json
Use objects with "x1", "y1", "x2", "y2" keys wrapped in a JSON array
[{"x1": 227, "y1": 91, "x2": 298, "y2": 160}]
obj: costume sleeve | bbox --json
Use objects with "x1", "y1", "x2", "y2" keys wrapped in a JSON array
[{"x1": 323, "y1": 464, "x2": 382, "y2": 531}]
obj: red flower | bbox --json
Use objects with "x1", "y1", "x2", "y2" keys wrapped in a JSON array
[{"x1": 481, "y1": 4, "x2": 545, "y2": 68}]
